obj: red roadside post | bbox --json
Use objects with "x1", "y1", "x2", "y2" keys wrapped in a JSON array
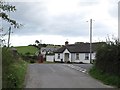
[{"x1": 38, "y1": 54, "x2": 43, "y2": 63}]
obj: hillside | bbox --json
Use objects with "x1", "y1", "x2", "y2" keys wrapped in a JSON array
[{"x1": 15, "y1": 46, "x2": 39, "y2": 55}]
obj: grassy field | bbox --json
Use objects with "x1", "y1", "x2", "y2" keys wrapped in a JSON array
[{"x1": 15, "y1": 46, "x2": 39, "y2": 55}]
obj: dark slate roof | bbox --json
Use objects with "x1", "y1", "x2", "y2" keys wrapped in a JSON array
[{"x1": 54, "y1": 43, "x2": 98, "y2": 53}]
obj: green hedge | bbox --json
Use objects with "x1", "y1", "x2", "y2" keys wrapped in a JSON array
[{"x1": 95, "y1": 40, "x2": 120, "y2": 76}]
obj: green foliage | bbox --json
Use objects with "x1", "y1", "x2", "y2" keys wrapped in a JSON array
[
  {"x1": 15, "y1": 46, "x2": 38, "y2": 55},
  {"x1": 2, "y1": 48, "x2": 28, "y2": 88},
  {"x1": 0, "y1": 1, "x2": 21, "y2": 28},
  {"x1": 89, "y1": 67, "x2": 120, "y2": 88},
  {"x1": 14, "y1": 46, "x2": 38, "y2": 63},
  {"x1": 30, "y1": 60, "x2": 35, "y2": 63},
  {"x1": 90, "y1": 40, "x2": 120, "y2": 88},
  {"x1": 95, "y1": 40, "x2": 120, "y2": 76},
  {"x1": 35, "y1": 40, "x2": 47, "y2": 49},
  {"x1": 35, "y1": 40, "x2": 40, "y2": 44}
]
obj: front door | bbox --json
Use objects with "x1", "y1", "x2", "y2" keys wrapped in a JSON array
[{"x1": 64, "y1": 53, "x2": 69, "y2": 62}]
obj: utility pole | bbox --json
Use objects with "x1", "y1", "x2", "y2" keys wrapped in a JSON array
[
  {"x1": 90, "y1": 19, "x2": 93, "y2": 64},
  {"x1": 118, "y1": 1, "x2": 120, "y2": 41},
  {"x1": 7, "y1": 2, "x2": 11, "y2": 48},
  {"x1": 7, "y1": 27, "x2": 11, "y2": 47}
]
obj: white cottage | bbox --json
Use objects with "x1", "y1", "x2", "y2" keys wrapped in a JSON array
[{"x1": 54, "y1": 41, "x2": 97, "y2": 63}]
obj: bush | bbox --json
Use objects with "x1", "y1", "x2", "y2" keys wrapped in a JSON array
[
  {"x1": 95, "y1": 40, "x2": 120, "y2": 76},
  {"x1": 89, "y1": 40, "x2": 120, "y2": 88},
  {"x1": 30, "y1": 60, "x2": 35, "y2": 63}
]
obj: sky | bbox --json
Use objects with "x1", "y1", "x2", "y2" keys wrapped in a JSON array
[{"x1": 1, "y1": 0, "x2": 119, "y2": 46}]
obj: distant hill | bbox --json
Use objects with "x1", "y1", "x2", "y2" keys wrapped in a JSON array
[{"x1": 15, "y1": 46, "x2": 39, "y2": 55}]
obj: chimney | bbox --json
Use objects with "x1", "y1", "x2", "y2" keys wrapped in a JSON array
[{"x1": 65, "y1": 41, "x2": 69, "y2": 45}]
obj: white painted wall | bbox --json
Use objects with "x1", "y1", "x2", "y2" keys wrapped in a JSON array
[
  {"x1": 71, "y1": 53, "x2": 75, "y2": 62},
  {"x1": 46, "y1": 55, "x2": 55, "y2": 62},
  {"x1": 92, "y1": 53, "x2": 96, "y2": 60},
  {"x1": 71, "y1": 53, "x2": 96, "y2": 63},
  {"x1": 55, "y1": 51, "x2": 96, "y2": 63},
  {"x1": 80, "y1": 53, "x2": 90, "y2": 63},
  {"x1": 55, "y1": 53, "x2": 63, "y2": 62},
  {"x1": 71, "y1": 53, "x2": 80, "y2": 63}
]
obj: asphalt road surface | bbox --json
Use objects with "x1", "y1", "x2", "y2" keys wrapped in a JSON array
[{"x1": 25, "y1": 64, "x2": 113, "y2": 88}]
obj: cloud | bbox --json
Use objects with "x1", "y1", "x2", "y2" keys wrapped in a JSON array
[
  {"x1": 2, "y1": 0, "x2": 118, "y2": 46},
  {"x1": 108, "y1": 4, "x2": 118, "y2": 19},
  {"x1": 12, "y1": 1, "x2": 117, "y2": 36}
]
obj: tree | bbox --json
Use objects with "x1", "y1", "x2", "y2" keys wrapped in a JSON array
[
  {"x1": 35, "y1": 40, "x2": 47, "y2": 49},
  {"x1": 0, "y1": 0, "x2": 21, "y2": 28},
  {"x1": 35, "y1": 40, "x2": 40, "y2": 45},
  {"x1": 35, "y1": 40, "x2": 41, "y2": 49},
  {"x1": 0, "y1": 1, "x2": 22, "y2": 47}
]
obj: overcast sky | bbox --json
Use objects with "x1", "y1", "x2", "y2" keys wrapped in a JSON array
[{"x1": 2, "y1": 0, "x2": 119, "y2": 46}]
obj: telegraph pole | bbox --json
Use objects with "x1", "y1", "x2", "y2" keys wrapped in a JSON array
[
  {"x1": 118, "y1": 1, "x2": 120, "y2": 41},
  {"x1": 90, "y1": 19, "x2": 93, "y2": 64},
  {"x1": 7, "y1": 26, "x2": 11, "y2": 48},
  {"x1": 7, "y1": 2, "x2": 11, "y2": 48}
]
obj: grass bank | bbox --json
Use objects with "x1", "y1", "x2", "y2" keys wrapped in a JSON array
[
  {"x1": 89, "y1": 66, "x2": 120, "y2": 88},
  {"x1": 2, "y1": 48, "x2": 28, "y2": 88}
]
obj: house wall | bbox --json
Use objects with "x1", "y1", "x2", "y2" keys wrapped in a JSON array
[
  {"x1": 46, "y1": 55, "x2": 55, "y2": 62},
  {"x1": 92, "y1": 53, "x2": 96, "y2": 60},
  {"x1": 63, "y1": 49, "x2": 71, "y2": 62},
  {"x1": 55, "y1": 53, "x2": 63, "y2": 62},
  {"x1": 80, "y1": 53, "x2": 90, "y2": 63},
  {"x1": 71, "y1": 53, "x2": 82, "y2": 63},
  {"x1": 71, "y1": 53, "x2": 96, "y2": 63},
  {"x1": 55, "y1": 52, "x2": 96, "y2": 63},
  {"x1": 71, "y1": 53, "x2": 75, "y2": 62}
]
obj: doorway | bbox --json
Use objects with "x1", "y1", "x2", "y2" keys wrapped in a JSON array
[{"x1": 64, "y1": 53, "x2": 69, "y2": 62}]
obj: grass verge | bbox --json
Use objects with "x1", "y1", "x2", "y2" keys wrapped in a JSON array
[
  {"x1": 2, "y1": 48, "x2": 28, "y2": 88},
  {"x1": 89, "y1": 66, "x2": 120, "y2": 88},
  {"x1": 10, "y1": 59, "x2": 28, "y2": 88}
]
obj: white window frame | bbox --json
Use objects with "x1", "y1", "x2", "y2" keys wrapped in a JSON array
[
  {"x1": 85, "y1": 53, "x2": 89, "y2": 60},
  {"x1": 76, "y1": 53, "x2": 79, "y2": 60},
  {"x1": 58, "y1": 53, "x2": 60, "y2": 59}
]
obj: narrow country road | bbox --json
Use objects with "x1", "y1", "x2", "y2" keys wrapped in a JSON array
[{"x1": 25, "y1": 64, "x2": 113, "y2": 88}]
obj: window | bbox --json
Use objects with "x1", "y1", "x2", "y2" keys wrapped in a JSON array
[
  {"x1": 85, "y1": 53, "x2": 89, "y2": 60},
  {"x1": 58, "y1": 54, "x2": 60, "y2": 59},
  {"x1": 76, "y1": 53, "x2": 79, "y2": 60}
]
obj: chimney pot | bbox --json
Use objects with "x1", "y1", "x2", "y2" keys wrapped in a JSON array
[{"x1": 65, "y1": 41, "x2": 69, "y2": 45}]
